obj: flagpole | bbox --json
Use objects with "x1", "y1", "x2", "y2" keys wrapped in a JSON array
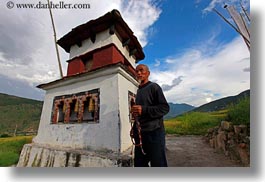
[
  {"x1": 47, "y1": 0, "x2": 63, "y2": 78},
  {"x1": 224, "y1": 5, "x2": 250, "y2": 51},
  {"x1": 213, "y1": 8, "x2": 250, "y2": 46},
  {"x1": 240, "y1": 2, "x2": 250, "y2": 22}
]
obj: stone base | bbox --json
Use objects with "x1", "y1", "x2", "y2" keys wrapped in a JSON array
[{"x1": 17, "y1": 143, "x2": 133, "y2": 167}]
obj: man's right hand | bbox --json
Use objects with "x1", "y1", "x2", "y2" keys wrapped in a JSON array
[{"x1": 131, "y1": 105, "x2": 142, "y2": 116}]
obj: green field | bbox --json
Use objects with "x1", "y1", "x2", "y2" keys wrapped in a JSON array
[
  {"x1": 165, "y1": 96, "x2": 250, "y2": 135},
  {"x1": 164, "y1": 110, "x2": 227, "y2": 135},
  {"x1": 0, "y1": 136, "x2": 33, "y2": 166},
  {"x1": 0, "y1": 96, "x2": 249, "y2": 166}
]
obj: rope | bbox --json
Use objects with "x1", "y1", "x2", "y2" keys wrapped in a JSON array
[
  {"x1": 130, "y1": 116, "x2": 146, "y2": 155},
  {"x1": 130, "y1": 98, "x2": 146, "y2": 155}
]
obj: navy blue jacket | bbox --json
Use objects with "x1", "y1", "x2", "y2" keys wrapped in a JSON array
[{"x1": 135, "y1": 81, "x2": 169, "y2": 132}]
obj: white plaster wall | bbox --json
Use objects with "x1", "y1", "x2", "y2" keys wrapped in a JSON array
[
  {"x1": 69, "y1": 29, "x2": 136, "y2": 68},
  {"x1": 117, "y1": 72, "x2": 138, "y2": 152},
  {"x1": 69, "y1": 30, "x2": 110, "y2": 59},
  {"x1": 33, "y1": 72, "x2": 121, "y2": 152}
]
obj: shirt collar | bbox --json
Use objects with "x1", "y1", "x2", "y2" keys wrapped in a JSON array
[{"x1": 139, "y1": 81, "x2": 151, "y2": 89}]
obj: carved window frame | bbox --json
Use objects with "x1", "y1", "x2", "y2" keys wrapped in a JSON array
[{"x1": 51, "y1": 89, "x2": 100, "y2": 124}]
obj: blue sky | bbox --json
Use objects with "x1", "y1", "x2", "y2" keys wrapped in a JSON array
[
  {"x1": 141, "y1": 0, "x2": 250, "y2": 106},
  {"x1": 144, "y1": 0, "x2": 238, "y2": 60},
  {"x1": 0, "y1": 0, "x2": 250, "y2": 106}
]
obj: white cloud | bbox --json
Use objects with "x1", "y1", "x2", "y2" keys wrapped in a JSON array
[
  {"x1": 0, "y1": 0, "x2": 250, "y2": 106},
  {"x1": 206, "y1": 97, "x2": 212, "y2": 103},
  {"x1": 120, "y1": 0, "x2": 161, "y2": 47},
  {"x1": 0, "y1": 0, "x2": 161, "y2": 92},
  {"x1": 203, "y1": 0, "x2": 250, "y2": 13},
  {"x1": 150, "y1": 36, "x2": 250, "y2": 106},
  {"x1": 161, "y1": 76, "x2": 183, "y2": 92},
  {"x1": 154, "y1": 59, "x2": 160, "y2": 67}
]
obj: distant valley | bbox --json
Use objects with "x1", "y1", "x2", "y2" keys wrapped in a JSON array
[
  {"x1": 165, "y1": 89, "x2": 250, "y2": 119},
  {"x1": 0, "y1": 89, "x2": 250, "y2": 135},
  {"x1": 165, "y1": 103, "x2": 195, "y2": 119}
]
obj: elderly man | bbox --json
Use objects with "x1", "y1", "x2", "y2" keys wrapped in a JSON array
[{"x1": 131, "y1": 64, "x2": 169, "y2": 167}]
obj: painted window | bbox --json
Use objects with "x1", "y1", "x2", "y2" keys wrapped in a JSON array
[
  {"x1": 82, "y1": 54, "x2": 93, "y2": 72},
  {"x1": 51, "y1": 89, "x2": 100, "y2": 124}
]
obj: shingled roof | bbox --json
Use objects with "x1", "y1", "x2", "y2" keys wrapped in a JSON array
[{"x1": 57, "y1": 9, "x2": 145, "y2": 61}]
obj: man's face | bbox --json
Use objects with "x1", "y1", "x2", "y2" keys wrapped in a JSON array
[{"x1": 135, "y1": 65, "x2": 150, "y2": 83}]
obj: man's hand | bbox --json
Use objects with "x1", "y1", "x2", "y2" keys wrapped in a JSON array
[{"x1": 131, "y1": 105, "x2": 142, "y2": 116}]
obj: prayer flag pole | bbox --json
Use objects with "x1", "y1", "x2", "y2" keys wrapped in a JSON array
[{"x1": 47, "y1": 0, "x2": 63, "y2": 78}]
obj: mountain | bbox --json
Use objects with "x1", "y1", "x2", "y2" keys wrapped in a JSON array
[
  {"x1": 164, "y1": 103, "x2": 195, "y2": 119},
  {"x1": 0, "y1": 73, "x2": 45, "y2": 101},
  {"x1": 192, "y1": 89, "x2": 250, "y2": 112},
  {"x1": 0, "y1": 93, "x2": 43, "y2": 136},
  {"x1": 0, "y1": 89, "x2": 250, "y2": 135}
]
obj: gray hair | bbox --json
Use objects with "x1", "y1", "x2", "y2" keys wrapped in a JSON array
[{"x1": 136, "y1": 64, "x2": 150, "y2": 72}]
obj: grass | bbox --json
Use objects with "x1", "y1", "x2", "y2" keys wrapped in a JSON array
[
  {"x1": 0, "y1": 97, "x2": 249, "y2": 166},
  {"x1": 0, "y1": 136, "x2": 33, "y2": 166},
  {"x1": 165, "y1": 96, "x2": 250, "y2": 136},
  {"x1": 227, "y1": 96, "x2": 250, "y2": 125},
  {"x1": 165, "y1": 111, "x2": 227, "y2": 135}
]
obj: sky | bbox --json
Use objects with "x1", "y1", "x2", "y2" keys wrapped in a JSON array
[
  {"x1": 1, "y1": 2, "x2": 265, "y2": 181},
  {"x1": 0, "y1": 0, "x2": 250, "y2": 107}
]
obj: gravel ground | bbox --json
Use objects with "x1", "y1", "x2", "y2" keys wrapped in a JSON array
[{"x1": 166, "y1": 135, "x2": 243, "y2": 167}]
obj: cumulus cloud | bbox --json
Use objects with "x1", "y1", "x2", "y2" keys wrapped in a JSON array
[
  {"x1": 161, "y1": 76, "x2": 183, "y2": 92},
  {"x1": 150, "y1": 36, "x2": 250, "y2": 106},
  {"x1": 0, "y1": 0, "x2": 250, "y2": 106},
  {"x1": 0, "y1": 0, "x2": 161, "y2": 99},
  {"x1": 120, "y1": 0, "x2": 161, "y2": 47}
]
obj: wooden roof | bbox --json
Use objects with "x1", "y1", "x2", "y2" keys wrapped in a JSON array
[{"x1": 57, "y1": 9, "x2": 145, "y2": 61}]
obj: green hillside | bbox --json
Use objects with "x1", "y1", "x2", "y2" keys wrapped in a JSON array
[
  {"x1": 165, "y1": 94, "x2": 250, "y2": 135},
  {"x1": 0, "y1": 93, "x2": 43, "y2": 136},
  {"x1": 164, "y1": 103, "x2": 195, "y2": 119},
  {"x1": 192, "y1": 89, "x2": 250, "y2": 112}
]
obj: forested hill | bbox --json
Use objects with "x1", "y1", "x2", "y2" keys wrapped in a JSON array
[
  {"x1": 0, "y1": 93, "x2": 43, "y2": 136},
  {"x1": 165, "y1": 103, "x2": 195, "y2": 119},
  {"x1": 192, "y1": 89, "x2": 250, "y2": 112},
  {"x1": 0, "y1": 89, "x2": 250, "y2": 135}
]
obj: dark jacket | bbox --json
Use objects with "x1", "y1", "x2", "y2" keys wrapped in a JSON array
[{"x1": 135, "y1": 81, "x2": 169, "y2": 132}]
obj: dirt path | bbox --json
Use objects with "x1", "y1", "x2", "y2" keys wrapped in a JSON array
[{"x1": 166, "y1": 135, "x2": 243, "y2": 167}]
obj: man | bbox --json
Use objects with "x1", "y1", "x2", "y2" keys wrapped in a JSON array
[{"x1": 131, "y1": 64, "x2": 169, "y2": 167}]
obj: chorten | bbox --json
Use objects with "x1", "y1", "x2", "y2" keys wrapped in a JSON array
[{"x1": 17, "y1": 9, "x2": 144, "y2": 167}]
